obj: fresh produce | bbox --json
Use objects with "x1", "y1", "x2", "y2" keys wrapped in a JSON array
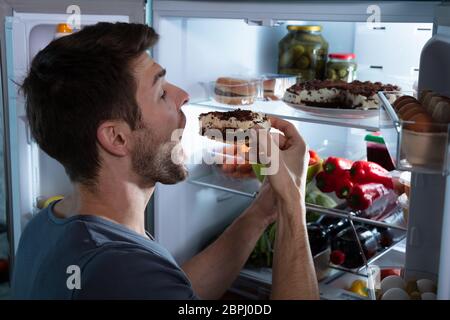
[
  {"x1": 381, "y1": 268, "x2": 402, "y2": 280},
  {"x1": 348, "y1": 280, "x2": 369, "y2": 297},
  {"x1": 315, "y1": 171, "x2": 336, "y2": 193},
  {"x1": 249, "y1": 181, "x2": 337, "y2": 268},
  {"x1": 347, "y1": 183, "x2": 391, "y2": 211},
  {"x1": 323, "y1": 157, "x2": 353, "y2": 175},
  {"x1": 335, "y1": 175, "x2": 354, "y2": 199},
  {"x1": 350, "y1": 161, "x2": 394, "y2": 189},
  {"x1": 309, "y1": 150, "x2": 320, "y2": 166},
  {"x1": 316, "y1": 157, "x2": 395, "y2": 211}
]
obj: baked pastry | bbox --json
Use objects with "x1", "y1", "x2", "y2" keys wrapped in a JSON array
[
  {"x1": 199, "y1": 109, "x2": 270, "y2": 142},
  {"x1": 263, "y1": 79, "x2": 278, "y2": 101},
  {"x1": 214, "y1": 77, "x2": 257, "y2": 105},
  {"x1": 283, "y1": 80, "x2": 400, "y2": 110}
]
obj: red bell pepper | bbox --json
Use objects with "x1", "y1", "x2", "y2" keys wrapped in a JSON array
[
  {"x1": 316, "y1": 171, "x2": 336, "y2": 193},
  {"x1": 347, "y1": 183, "x2": 390, "y2": 211},
  {"x1": 335, "y1": 173, "x2": 354, "y2": 199},
  {"x1": 350, "y1": 161, "x2": 394, "y2": 189},
  {"x1": 317, "y1": 168, "x2": 354, "y2": 198},
  {"x1": 323, "y1": 157, "x2": 353, "y2": 175}
]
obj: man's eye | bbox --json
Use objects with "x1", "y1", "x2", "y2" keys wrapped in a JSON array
[{"x1": 161, "y1": 90, "x2": 167, "y2": 100}]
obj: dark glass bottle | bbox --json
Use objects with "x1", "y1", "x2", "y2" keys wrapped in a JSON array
[
  {"x1": 307, "y1": 222, "x2": 330, "y2": 256},
  {"x1": 317, "y1": 215, "x2": 350, "y2": 239},
  {"x1": 330, "y1": 226, "x2": 379, "y2": 269}
]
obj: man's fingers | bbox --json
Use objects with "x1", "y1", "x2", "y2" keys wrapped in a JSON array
[
  {"x1": 268, "y1": 116, "x2": 303, "y2": 145},
  {"x1": 271, "y1": 132, "x2": 287, "y2": 149}
]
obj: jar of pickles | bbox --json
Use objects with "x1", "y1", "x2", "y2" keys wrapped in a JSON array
[
  {"x1": 278, "y1": 25, "x2": 329, "y2": 81},
  {"x1": 325, "y1": 53, "x2": 357, "y2": 82}
]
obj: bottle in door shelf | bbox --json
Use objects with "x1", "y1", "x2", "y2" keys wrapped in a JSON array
[
  {"x1": 365, "y1": 133, "x2": 396, "y2": 171},
  {"x1": 55, "y1": 23, "x2": 73, "y2": 39},
  {"x1": 330, "y1": 225, "x2": 379, "y2": 269}
]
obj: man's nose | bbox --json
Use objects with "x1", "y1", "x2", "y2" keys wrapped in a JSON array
[{"x1": 168, "y1": 83, "x2": 189, "y2": 110}]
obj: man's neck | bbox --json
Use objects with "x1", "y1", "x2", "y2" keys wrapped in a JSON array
[{"x1": 53, "y1": 181, "x2": 154, "y2": 237}]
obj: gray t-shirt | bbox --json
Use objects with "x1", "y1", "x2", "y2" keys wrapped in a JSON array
[{"x1": 11, "y1": 202, "x2": 198, "y2": 300}]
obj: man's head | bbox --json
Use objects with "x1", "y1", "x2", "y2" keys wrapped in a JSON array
[{"x1": 22, "y1": 22, "x2": 189, "y2": 189}]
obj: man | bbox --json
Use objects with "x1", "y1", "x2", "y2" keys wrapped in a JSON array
[{"x1": 12, "y1": 22, "x2": 319, "y2": 300}]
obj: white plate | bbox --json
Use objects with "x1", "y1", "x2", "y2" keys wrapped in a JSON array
[{"x1": 283, "y1": 100, "x2": 379, "y2": 119}]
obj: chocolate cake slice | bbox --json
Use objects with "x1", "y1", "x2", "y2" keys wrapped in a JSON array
[
  {"x1": 199, "y1": 109, "x2": 271, "y2": 142},
  {"x1": 283, "y1": 80, "x2": 400, "y2": 110}
]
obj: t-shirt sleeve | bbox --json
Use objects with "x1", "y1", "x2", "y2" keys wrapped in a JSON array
[{"x1": 72, "y1": 246, "x2": 199, "y2": 300}]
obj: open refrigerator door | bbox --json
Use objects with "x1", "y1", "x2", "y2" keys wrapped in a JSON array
[{"x1": 0, "y1": 1, "x2": 147, "y2": 281}]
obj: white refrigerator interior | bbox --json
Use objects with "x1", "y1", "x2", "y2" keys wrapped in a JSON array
[{"x1": 152, "y1": 17, "x2": 430, "y2": 262}]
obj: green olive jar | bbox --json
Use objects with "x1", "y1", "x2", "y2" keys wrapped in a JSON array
[
  {"x1": 278, "y1": 25, "x2": 329, "y2": 81},
  {"x1": 325, "y1": 53, "x2": 357, "y2": 82}
]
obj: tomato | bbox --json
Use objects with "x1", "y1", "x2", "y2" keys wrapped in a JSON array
[
  {"x1": 380, "y1": 268, "x2": 401, "y2": 280},
  {"x1": 309, "y1": 150, "x2": 320, "y2": 166}
]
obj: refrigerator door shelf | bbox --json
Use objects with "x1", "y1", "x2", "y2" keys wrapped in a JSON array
[{"x1": 378, "y1": 91, "x2": 450, "y2": 175}]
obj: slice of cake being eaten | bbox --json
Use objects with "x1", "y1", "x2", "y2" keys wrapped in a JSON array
[
  {"x1": 283, "y1": 80, "x2": 400, "y2": 110},
  {"x1": 199, "y1": 109, "x2": 271, "y2": 143}
]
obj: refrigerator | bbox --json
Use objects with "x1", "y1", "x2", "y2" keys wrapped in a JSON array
[{"x1": 2, "y1": 0, "x2": 450, "y2": 300}]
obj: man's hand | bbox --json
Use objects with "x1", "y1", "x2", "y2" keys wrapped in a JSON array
[{"x1": 255, "y1": 116, "x2": 309, "y2": 204}]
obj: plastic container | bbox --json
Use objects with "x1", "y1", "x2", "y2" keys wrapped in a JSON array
[
  {"x1": 278, "y1": 25, "x2": 329, "y2": 81},
  {"x1": 326, "y1": 53, "x2": 357, "y2": 82},
  {"x1": 211, "y1": 77, "x2": 260, "y2": 105},
  {"x1": 207, "y1": 74, "x2": 297, "y2": 105},
  {"x1": 210, "y1": 144, "x2": 256, "y2": 180},
  {"x1": 365, "y1": 133, "x2": 396, "y2": 171},
  {"x1": 261, "y1": 74, "x2": 298, "y2": 101}
]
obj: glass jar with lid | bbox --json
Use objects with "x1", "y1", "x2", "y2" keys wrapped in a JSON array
[
  {"x1": 326, "y1": 53, "x2": 357, "y2": 82},
  {"x1": 278, "y1": 25, "x2": 329, "y2": 81}
]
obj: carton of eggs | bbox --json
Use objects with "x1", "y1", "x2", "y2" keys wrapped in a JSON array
[{"x1": 380, "y1": 275, "x2": 437, "y2": 300}]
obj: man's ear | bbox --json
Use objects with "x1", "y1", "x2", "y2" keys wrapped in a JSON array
[{"x1": 97, "y1": 121, "x2": 131, "y2": 157}]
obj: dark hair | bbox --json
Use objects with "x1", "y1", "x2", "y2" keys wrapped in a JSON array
[{"x1": 22, "y1": 22, "x2": 159, "y2": 185}]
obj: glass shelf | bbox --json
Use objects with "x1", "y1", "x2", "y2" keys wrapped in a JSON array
[
  {"x1": 188, "y1": 173, "x2": 407, "y2": 231},
  {"x1": 190, "y1": 99, "x2": 380, "y2": 131}
]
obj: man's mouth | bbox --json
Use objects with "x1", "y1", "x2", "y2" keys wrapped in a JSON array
[{"x1": 179, "y1": 110, "x2": 187, "y2": 130}]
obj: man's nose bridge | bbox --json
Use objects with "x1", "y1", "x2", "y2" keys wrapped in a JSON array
[{"x1": 178, "y1": 87, "x2": 190, "y2": 107}]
